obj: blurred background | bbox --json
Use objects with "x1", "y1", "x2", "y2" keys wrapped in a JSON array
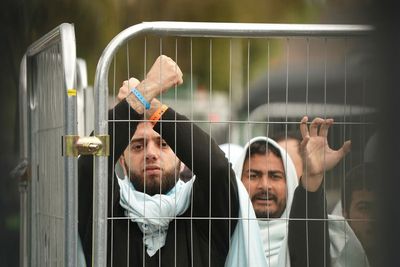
[{"x1": 1, "y1": 0, "x2": 399, "y2": 266}]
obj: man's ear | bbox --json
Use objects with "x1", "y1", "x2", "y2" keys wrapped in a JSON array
[
  {"x1": 119, "y1": 156, "x2": 128, "y2": 176},
  {"x1": 179, "y1": 162, "x2": 184, "y2": 173}
]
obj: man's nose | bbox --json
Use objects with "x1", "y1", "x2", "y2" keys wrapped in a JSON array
[
  {"x1": 145, "y1": 141, "x2": 159, "y2": 161},
  {"x1": 258, "y1": 175, "x2": 271, "y2": 190}
]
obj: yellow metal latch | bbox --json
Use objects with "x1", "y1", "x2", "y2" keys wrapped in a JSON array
[{"x1": 63, "y1": 135, "x2": 109, "y2": 157}]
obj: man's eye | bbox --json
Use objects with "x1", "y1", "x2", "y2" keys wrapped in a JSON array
[
  {"x1": 131, "y1": 143, "x2": 144, "y2": 151},
  {"x1": 271, "y1": 174, "x2": 283, "y2": 180},
  {"x1": 161, "y1": 141, "x2": 169, "y2": 147},
  {"x1": 249, "y1": 173, "x2": 259, "y2": 180}
]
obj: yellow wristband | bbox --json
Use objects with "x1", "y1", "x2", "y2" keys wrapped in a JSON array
[{"x1": 149, "y1": 104, "x2": 169, "y2": 126}]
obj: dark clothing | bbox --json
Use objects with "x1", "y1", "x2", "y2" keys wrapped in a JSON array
[
  {"x1": 289, "y1": 182, "x2": 331, "y2": 267},
  {"x1": 78, "y1": 100, "x2": 239, "y2": 267}
]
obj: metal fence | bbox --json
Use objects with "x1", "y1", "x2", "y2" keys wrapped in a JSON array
[
  {"x1": 76, "y1": 58, "x2": 94, "y2": 137},
  {"x1": 90, "y1": 21, "x2": 376, "y2": 266},
  {"x1": 17, "y1": 54, "x2": 29, "y2": 267},
  {"x1": 18, "y1": 23, "x2": 78, "y2": 267}
]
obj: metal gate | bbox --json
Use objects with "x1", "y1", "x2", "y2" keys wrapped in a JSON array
[
  {"x1": 89, "y1": 22, "x2": 375, "y2": 266},
  {"x1": 17, "y1": 23, "x2": 78, "y2": 267}
]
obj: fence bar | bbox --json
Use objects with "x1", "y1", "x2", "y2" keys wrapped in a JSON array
[
  {"x1": 61, "y1": 23, "x2": 78, "y2": 267},
  {"x1": 18, "y1": 54, "x2": 29, "y2": 267}
]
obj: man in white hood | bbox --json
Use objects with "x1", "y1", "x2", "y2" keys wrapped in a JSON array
[{"x1": 225, "y1": 117, "x2": 368, "y2": 267}]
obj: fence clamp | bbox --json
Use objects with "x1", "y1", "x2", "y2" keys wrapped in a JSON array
[{"x1": 63, "y1": 135, "x2": 110, "y2": 157}]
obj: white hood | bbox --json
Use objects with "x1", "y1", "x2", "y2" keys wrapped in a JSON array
[
  {"x1": 233, "y1": 136, "x2": 299, "y2": 219},
  {"x1": 225, "y1": 136, "x2": 298, "y2": 267}
]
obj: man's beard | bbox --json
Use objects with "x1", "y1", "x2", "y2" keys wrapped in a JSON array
[{"x1": 124, "y1": 161, "x2": 181, "y2": 196}]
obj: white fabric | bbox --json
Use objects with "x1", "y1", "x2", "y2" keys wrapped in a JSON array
[
  {"x1": 115, "y1": 161, "x2": 195, "y2": 256},
  {"x1": 224, "y1": 167, "x2": 269, "y2": 267},
  {"x1": 225, "y1": 136, "x2": 369, "y2": 267},
  {"x1": 328, "y1": 214, "x2": 370, "y2": 267},
  {"x1": 331, "y1": 200, "x2": 343, "y2": 216},
  {"x1": 225, "y1": 137, "x2": 298, "y2": 267},
  {"x1": 219, "y1": 143, "x2": 244, "y2": 166},
  {"x1": 77, "y1": 235, "x2": 87, "y2": 267}
]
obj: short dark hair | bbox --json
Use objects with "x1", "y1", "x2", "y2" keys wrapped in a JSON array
[
  {"x1": 342, "y1": 162, "x2": 377, "y2": 214},
  {"x1": 245, "y1": 140, "x2": 282, "y2": 161}
]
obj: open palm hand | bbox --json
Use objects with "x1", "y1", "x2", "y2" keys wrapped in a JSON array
[{"x1": 299, "y1": 116, "x2": 351, "y2": 191}]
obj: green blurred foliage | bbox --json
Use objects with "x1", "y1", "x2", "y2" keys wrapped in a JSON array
[
  {"x1": 0, "y1": 0, "x2": 323, "y2": 86},
  {"x1": 78, "y1": 0, "x2": 322, "y2": 93}
]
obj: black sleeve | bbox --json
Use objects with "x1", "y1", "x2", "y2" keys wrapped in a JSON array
[
  {"x1": 288, "y1": 182, "x2": 331, "y2": 267},
  {"x1": 153, "y1": 108, "x2": 239, "y2": 251},
  {"x1": 78, "y1": 99, "x2": 142, "y2": 264}
]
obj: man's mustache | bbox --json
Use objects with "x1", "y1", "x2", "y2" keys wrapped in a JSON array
[{"x1": 252, "y1": 191, "x2": 277, "y2": 202}]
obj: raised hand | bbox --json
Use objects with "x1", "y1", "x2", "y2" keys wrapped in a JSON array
[
  {"x1": 299, "y1": 116, "x2": 351, "y2": 192},
  {"x1": 123, "y1": 55, "x2": 183, "y2": 114},
  {"x1": 118, "y1": 77, "x2": 140, "y2": 102},
  {"x1": 142, "y1": 55, "x2": 183, "y2": 95}
]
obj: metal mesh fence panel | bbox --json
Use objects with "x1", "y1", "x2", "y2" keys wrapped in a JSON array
[
  {"x1": 89, "y1": 22, "x2": 376, "y2": 267},
  {"x1": 22, "y1": 23, "x2": 78, "y2": 267}
]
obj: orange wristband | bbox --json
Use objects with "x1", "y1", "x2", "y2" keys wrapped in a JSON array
[{"x1": 149, "y1": 104, "x2": 169, "y2": 126}]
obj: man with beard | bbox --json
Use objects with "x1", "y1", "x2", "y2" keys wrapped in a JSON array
[
  {"x1": 225, "y1": 117, "x2": 368, "y2": 267},
  {"x1": 78, "y1": 55, "x2": 239, "y2": 266}
]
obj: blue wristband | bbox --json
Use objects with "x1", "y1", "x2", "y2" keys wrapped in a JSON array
[{"x1": 131, "y1": 87, "x2": 150, "y2": 110}]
